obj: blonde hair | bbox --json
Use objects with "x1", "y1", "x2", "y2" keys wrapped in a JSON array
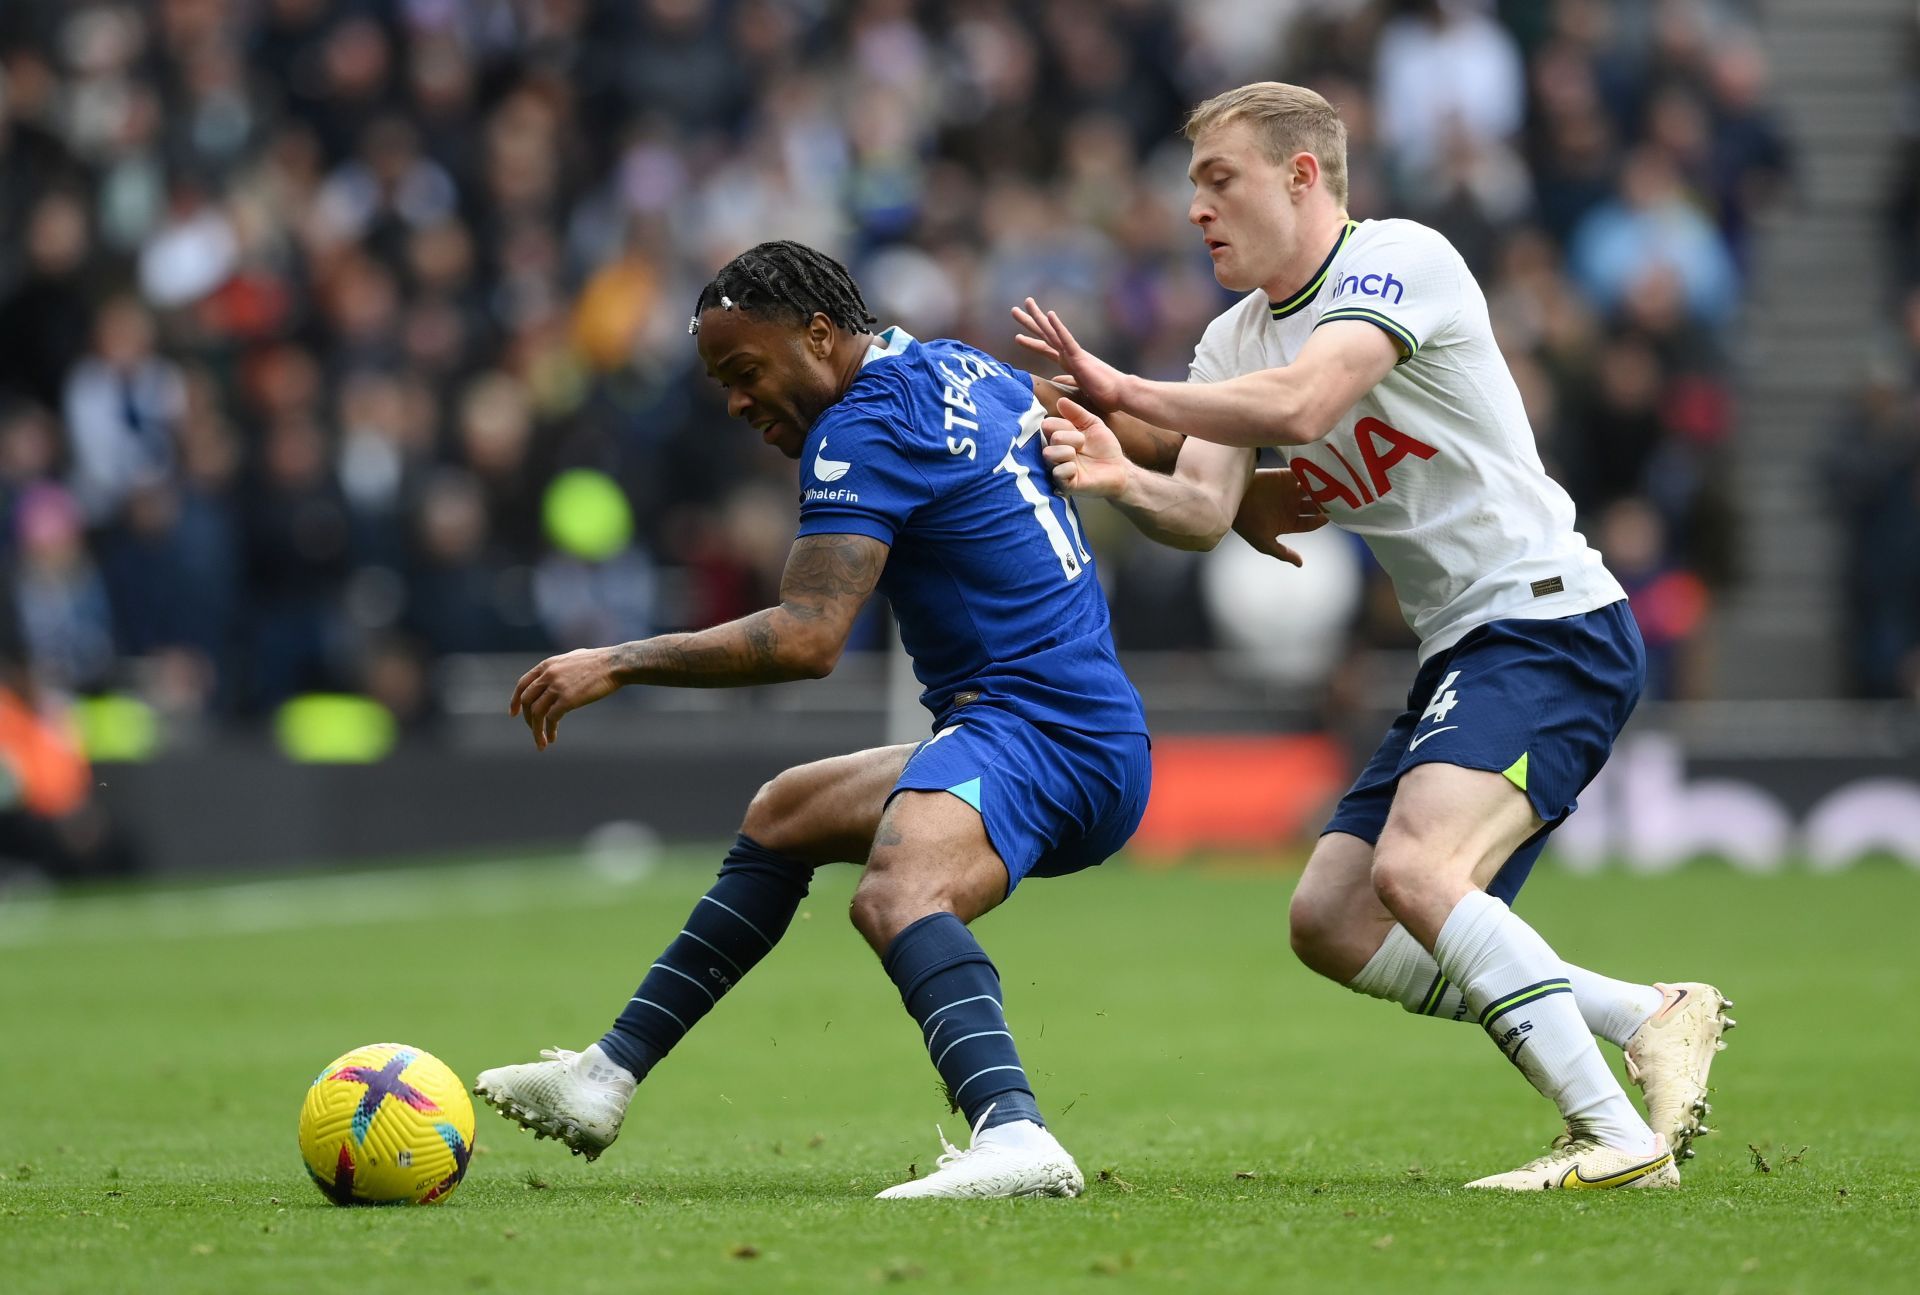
[{"x1": 1184, "y1": 82, "x2": 1349, "y2": 207}]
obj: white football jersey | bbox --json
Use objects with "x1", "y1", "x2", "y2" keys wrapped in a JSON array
[{"x1": 1189, "y1": 217, "x2": 1625, "y2": 660}]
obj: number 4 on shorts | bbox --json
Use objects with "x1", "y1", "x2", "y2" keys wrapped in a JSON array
[{"x1": 1421, "y1": 670, "x2": 1462, "y2": 725}]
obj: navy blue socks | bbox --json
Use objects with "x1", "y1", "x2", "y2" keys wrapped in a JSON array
[
  {"x1": 882, "y1": 912, "x2": 1044, "y2": 1130},
  {"x1": 597, "y1": 834, "x2": 811, "y2": 1080}
]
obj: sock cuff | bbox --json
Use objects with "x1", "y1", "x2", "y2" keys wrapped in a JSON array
[
  {"x1": 1348, "y1": 925, "x2": 1428, "y2": 1002},
  {"x1": 882, "y1": 912, "x2": 996, "y2": 1001},
  {"x1": 1433, "y1": 889, "x2": 1506, "y2": 974},
  {"x1": 720, "y1": 833, "x2": 812, "y2": 895}
]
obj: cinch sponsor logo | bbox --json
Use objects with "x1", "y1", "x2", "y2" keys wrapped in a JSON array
[
  {"x1": 1333, "y1": 270, "x2": 1404, "y2": 305},
  {"x1": 803, "y1": 486, "x2": 861, "y2": 504}
]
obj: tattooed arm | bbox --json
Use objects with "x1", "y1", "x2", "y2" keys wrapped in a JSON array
[{"x1": 509, "y1": 533, "x2": 888, "y2": 749}]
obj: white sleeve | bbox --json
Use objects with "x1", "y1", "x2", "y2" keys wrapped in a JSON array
[
  {"x1": 1186, "y1": 305, "x2": 1244, "y2": 384},
  {"x1": 1316, "y1": 222, "x2": 1462, "y2": 365}
]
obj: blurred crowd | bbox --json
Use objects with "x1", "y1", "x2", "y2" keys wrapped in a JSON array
[
  {"x1": 0, "y1": 0, "x2": 1787, "y2": 741},
  {"x1": 1851, "y1": 17, "x2": 1920, "y2": 702}
]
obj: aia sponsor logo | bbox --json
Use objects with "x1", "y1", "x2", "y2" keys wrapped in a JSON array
[{"x1": 1290, "y1": 417, "x2": 1437, "y2": 510}]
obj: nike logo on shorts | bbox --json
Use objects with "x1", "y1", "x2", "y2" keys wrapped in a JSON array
[{"x1": 1407, "y1": 725, "x2": 1457, "y2": 751}]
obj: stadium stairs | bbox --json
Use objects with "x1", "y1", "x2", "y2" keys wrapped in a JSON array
[{"x1": 1716, "y1": 0, "x2": 1909, "y2": 698}]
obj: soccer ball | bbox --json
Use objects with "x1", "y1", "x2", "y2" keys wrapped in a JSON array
[{"x1": 298, "y1": 1043, "x2": 476, "y2": 1205}]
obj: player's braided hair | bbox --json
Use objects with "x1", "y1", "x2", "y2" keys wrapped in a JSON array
[{"x1": 689, "y1": 240, "x2": 878, "y2": 336}]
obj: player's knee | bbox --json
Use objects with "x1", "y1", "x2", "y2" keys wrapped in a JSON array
[
  {"x1": 849, "y1": 862, "x2": 954, "y2": 949},
  {"x1": 740, "y1": 770, "x2": 804, "y2": 848},
  {"x1": 1372, "y1": 813, "x2": 1485, "y2": 919},
  {"x1": 1287, "y1": 887, "x2": 1345, "y2": 979},
  {"x1": 1368, "y1": 837, "x2": 1431, "y2": 920}
]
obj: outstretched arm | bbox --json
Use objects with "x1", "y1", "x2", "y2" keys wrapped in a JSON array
[
  {"x1": 1031, "y1": 374, "x2": 1186, "y2": 474},
  {"x1": 1041, "y1": 397, "x2": 1255, "y2": 552},
  {"x1": 1030, "y1": 364, "x2": 1327, "y2": 563},
  {"x1": 509, "y1": 533, "x2": 887, "y2": 749},
  {"x1": 1017, "y1": 299, "x2": 1399, "y2": 448}
]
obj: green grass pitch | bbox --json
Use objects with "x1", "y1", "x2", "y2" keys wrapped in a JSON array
[{"x1": 2, "y1": 855, "x2": 1916, "y2": 1293}]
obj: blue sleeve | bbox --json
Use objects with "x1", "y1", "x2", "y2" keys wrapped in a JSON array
[{"x1": 795, "y1": 400, "x2": 932, "y2": 545}]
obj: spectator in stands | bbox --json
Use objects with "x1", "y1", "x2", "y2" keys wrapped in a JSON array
[
  {"x1": 12, "y1": 483, "x2": 115, "y2": 693},
  {"x1": 63, "y1": 296, "x2": 185, "y2": 526},
  {"x1": 0, "y1": 0, "x2": 1783, "y2": 722},
  {"x1": 1570, "y1": 146, "x2": 1742, "y2": 328},
  {"x1": 1830, "y1": 349, "x2": 1920, "y2": 700},
  {"x1": 1374, "y1": 0, "x2": 1526, "y2": 197},
  {"x1": 0, "y1": 189, "x2": 101, "y2": 411}
]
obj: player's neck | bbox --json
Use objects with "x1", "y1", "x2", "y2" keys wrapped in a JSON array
[
  {"x1": 1261, "y1": 208, "x2": 1351, "y2": 304},
  {"x1": 831, "y1": 331, "x2": 878, "y2": 398}
]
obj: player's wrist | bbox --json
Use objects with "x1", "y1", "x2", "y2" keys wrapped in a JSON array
[
  {"x1": 1112, "y1": 370, "x2": 1151, "y2": 418},
  {"x1": 1106, "y1": 457, "x2": 1149, "y2": 503},
  {"x1": 603, "y1": 642, "x2": 644, "y2": 687}
]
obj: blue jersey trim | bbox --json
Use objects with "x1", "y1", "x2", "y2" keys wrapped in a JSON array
[{"x1": 795, "y1": 510, "x2": 898, "y2": 546}]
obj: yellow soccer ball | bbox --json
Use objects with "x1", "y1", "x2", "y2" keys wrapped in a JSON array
[{"x1": 298, "y1": 1043, "x2": 476, "y2": 1205}]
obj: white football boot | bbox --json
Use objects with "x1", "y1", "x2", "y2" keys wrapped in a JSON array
[
  {"x1": 473, "y1": 1044, "x2": 635, "y2": 1161},
  {"x1": 1465, "y1": 1129, "x2": 1680, "y2": 1191},
  {"x1": 875, "y1": 1107, "x2": 1084, "y2": 1200},
  {"x1": 1625, "y1": 981, "x2": 1735, "y2": 1161}
]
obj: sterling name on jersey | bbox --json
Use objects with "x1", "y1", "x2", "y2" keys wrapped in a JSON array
[
  {"x1": 1190, "y1": 218, "x2": 1626, "y2": 660},
  {"x1": 798, "y1": 328, "x2": 1146, "y2": 735}
]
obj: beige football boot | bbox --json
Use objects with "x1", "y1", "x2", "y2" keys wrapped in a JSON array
[
  {"x1": 1465, "y1": 1130, "x2": 1680, "y2": 1191},
  {"x1": 1625, "y1": 982, "x2": 1735, "y2": 1160}
]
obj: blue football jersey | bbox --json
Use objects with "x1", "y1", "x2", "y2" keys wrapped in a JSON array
[{"x1": 796, "y1": 328, "x2": 1146, "y2": 735}]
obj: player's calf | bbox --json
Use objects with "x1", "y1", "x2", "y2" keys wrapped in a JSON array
[
  {"x1": 858, "y1": 788, "x2": 1075, "y2": 1196},
  {"x1": 1288, "y1": 834, "x2": 1397, "y2": 984}
]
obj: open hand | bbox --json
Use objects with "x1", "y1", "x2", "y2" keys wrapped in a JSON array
[
  {"x1": 1231, "y1": 467, "x2": 1329, "y2": 568},
  {"x1": 509, "y1": 647, "x2": 620, "y2": 750},
  {"x1": 1040, "y1": 397, "x2": 1131, "y2": 499},
  {"x1": 1012, "y1": 298, "x2": 1131, "y2": 411}
]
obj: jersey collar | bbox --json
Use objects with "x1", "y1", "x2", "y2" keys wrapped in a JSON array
[
  {"x1": 1267, "y1": 219, "x2": 1360, "y2": 321},
  {"x1": 862, "y1": 325, "x2": 915, "y2": 367}
]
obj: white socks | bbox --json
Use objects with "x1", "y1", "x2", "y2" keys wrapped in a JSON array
[
  {"x1": 1350, "y1": 925, "x2": 1471, "y2": 1022},
  {"x1": 1565, "y1": 966, "x2": 1665, "y2": 1048},
  {"x1": 577, "y1": 1043, "x2": 638, "y2": 1095},
  {"x1": 1350, "y1": 923, "x2": 1664, "y2": 1047},
  {"x1": 979, "y1": 1119, "x2": 1060, "y2": 1152},
  {"x1": 1430, "y1": 892, "x2": 1657, "y2": 1154}
]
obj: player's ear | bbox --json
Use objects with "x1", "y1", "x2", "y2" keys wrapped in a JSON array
[
  {"x1": 1291, "y1": 150, "x2": 1320, "y2": 200},
  {"x1": 807, "y1": 312, "x2": 835, "y2": 357}
]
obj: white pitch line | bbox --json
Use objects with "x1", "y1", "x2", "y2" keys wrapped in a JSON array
[{"x1": 0, "y1": 857, "x2": 657, "y2": 950}]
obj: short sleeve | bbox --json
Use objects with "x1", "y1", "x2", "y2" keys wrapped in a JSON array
[
  {"x1": 795, "y1": 401, "x2": 932, "y2": 545},
  {"x1": 1316, "y1": 222, "x2": 1461, "y2": 365},
  {"x1": 1187, "y1": 308, "x2": 1241, "y2": 383}
]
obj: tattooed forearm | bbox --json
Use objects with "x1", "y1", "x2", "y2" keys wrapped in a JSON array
[
  {"x1": 607, "y1": 614, "x2": 792, "y2": 687},
  {"x1": 604, "y1": 534, "x2": 888, "y2": 688}
]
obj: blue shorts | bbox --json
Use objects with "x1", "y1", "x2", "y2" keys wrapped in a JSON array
[
  {"x1": 1323, "y1": 601, "x2": 1645, "y2": 904},
  {"x1": 890, "y1": 703, "x2": 1152, "y2": 893}
]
